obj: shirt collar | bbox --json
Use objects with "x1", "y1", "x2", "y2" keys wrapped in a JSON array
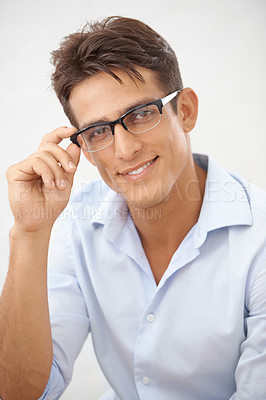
[
  {"x1": 193, "y1": 153, "x2": 253, "y2": 248},
  {"x1": 91, "y1": 185, "x2": 129, "y2": 242}
]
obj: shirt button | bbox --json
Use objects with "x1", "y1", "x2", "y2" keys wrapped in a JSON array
[
  {"x1": 147, "y1": 313, "x2": 155, "y2": 322},
  {"x1": 142, "y1": 376, "x2": 151, "y2": 385}
]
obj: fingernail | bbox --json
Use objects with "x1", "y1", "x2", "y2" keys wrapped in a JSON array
[{"x1": 68, "y1": 160, "x2": 76, "y2": 169}]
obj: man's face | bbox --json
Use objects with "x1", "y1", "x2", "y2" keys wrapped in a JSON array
[{"x1": 69, "y1": 68, "x2": 194, "y2": 210}]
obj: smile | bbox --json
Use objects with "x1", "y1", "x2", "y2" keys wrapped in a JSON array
[
  {"x1": 119, "y1": 156, "x2": 158, "y2": 182},
  {"x1": 127, "y1": 160, "x2": 154, "y2": 175}
]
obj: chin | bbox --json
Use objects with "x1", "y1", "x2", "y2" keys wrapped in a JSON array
[
  {"x1": 110, "y1": 176, "x2": 171, "y2": 209},
  {"x1": 126, "y1": 188, "x2": 168, "y2": 210}
]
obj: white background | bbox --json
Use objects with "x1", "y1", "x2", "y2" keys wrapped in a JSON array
[{"x1": 0, "y1": 0, "x2": 265, "y2": 398}]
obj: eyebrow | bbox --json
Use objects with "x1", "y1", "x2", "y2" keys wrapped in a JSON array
[{"x1": 78, "y1": 96, "x2": 159, "y2": 130}]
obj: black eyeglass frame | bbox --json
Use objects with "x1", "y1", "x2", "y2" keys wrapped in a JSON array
[{"x1": 70, "y1": 90, "x2": 181, "y2": 152}]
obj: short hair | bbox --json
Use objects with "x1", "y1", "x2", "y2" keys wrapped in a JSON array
[{"x1": 51, "y1": 16, "x2": 184, "y2": 126}]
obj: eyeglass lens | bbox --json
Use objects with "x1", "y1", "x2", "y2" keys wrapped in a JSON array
[{"x1": 77, "y1": 103, "x2": 161, "y2": 152}]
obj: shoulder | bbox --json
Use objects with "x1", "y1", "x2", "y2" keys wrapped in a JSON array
[
  {"x1": 249, "y1": 183, "x2": 266, "y2": 217},
  {"x1": 227, "y1": 173, "x2": 266, "y2": 270},
  {"x1": 230, "y1": 171, "x2": 266, "y2": 224}
]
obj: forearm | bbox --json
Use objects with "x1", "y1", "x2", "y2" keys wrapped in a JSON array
[{"x1": 0, "y1": 226, "x2": 53, "y2": 400}]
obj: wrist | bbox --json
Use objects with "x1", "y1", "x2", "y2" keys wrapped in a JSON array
[
  {"x1": 10, "y1": 223, "x2": 53, "y2": 242},
  {"x1": 8, "y1": 224, "x2": 52, "y2": 276}
]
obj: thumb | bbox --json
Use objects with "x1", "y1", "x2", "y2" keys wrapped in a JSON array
[
  {"x1": 65, "y1": 143, "x2": 81, "y2": 187},
  {"x1": 66, "y1": 143, "x2": 81, "y2": 168}
]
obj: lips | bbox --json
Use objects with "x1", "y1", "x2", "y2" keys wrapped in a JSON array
[
  {"x1": 119, "y1": 157, "x2": 158, "y2": 176},
  {"x1": 127, "y1": 160, "x2": 154, "y2": 175}
]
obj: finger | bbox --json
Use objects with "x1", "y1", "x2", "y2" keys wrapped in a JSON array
[
  {"x1": 34, "y1": 144, "x2": 78, "y2": 174},
  {"x1": 15, "y1": 157, "x2": 57, "y2": 190},
  {"x1": 30, "y1": 151, "x2": 70, "y2": 190},
  {"x1": 39, "y1": 126, "x2": 77, "y2": 148},
  {"x1": 63, "y1": 143, "x2": 81, "y2": 187},
  {"x1": 65, "y1": 143, "x2": 81, "y2": 169}
]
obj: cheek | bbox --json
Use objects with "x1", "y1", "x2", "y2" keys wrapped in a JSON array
[
  {"x1": 82, "y1": 150, "x2": 96, "y2": 166},
  {"x1": 88, "y1": 154, "x2": 118, "y2": 188},
  {"x1": 164, "y1": 125, "x2": 190, "y2": 178},
  {"x1": 164, "y1": 120, "x2": 188, "y2": 154},
  {"x1": 83, "y1": 151, "x2": 111, "y2": 173}
]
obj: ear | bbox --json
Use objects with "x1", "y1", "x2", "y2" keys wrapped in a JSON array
[
  {"x1": 177, "y1": 88, "x2": 198, "y2": 133},
  {"x1": 82, "y1": 149, "x2": 97, "y2": 166}
]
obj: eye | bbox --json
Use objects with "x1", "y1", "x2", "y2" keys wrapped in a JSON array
[
  {"x1": 127, "y1": 105, "x2": 157, "y2": 125},
  {"x1": 87, "y1": 125, "x2": 111, "y2": 140},
  {"x1": 134, "y1": 109, "x2": 153, "y2": 120}
]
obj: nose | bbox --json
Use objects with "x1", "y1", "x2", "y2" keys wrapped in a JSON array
[{"x1": 113, "y1": 123, "x2": 142, "y2": 160}]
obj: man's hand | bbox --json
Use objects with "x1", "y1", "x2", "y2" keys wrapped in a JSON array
[{"x1": 6, "y1": 126, "x2": 81, "y2": 232}]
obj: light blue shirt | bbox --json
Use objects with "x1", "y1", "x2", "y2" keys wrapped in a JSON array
[{"x1": 40, "y1": 154, "x2": 266, "y2": 400}]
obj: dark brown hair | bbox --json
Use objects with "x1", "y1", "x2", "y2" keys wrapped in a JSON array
[{"x1": 51, "y1": 16, "x2": 183, "y2": 126}]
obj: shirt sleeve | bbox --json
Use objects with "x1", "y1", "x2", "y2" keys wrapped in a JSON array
[
  {"x1": 229, "y1": 248, "x2": 266, "y2": 399},
  {"x1": 38, "y1": 217, "x2": 90, "y2": 399}
]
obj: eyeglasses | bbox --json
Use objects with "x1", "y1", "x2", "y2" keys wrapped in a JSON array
[{"x1": 70, "y1": 90, "x2": 181, "y2": 153}]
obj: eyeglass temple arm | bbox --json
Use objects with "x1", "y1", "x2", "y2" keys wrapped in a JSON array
[{"x1": 161, "y1": 90, "x2": 181, "y2": 106}]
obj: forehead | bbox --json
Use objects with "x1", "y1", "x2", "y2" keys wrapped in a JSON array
[{"x1": 69, "y1": 67, "x2": 165, "y2": 127}]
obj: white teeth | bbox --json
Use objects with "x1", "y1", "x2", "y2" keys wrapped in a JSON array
[{"x1": 128, "y1": 160, "x2": 153, "y2": 175}]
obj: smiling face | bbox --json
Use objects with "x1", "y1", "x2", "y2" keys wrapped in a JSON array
[{"x1": 69, "y1": 67, "x2": 198, "y2": 210}]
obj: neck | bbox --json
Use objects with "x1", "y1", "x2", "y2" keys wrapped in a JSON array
[{"x1": 129, "y1": 158, "x2": 207, "y2": 253}]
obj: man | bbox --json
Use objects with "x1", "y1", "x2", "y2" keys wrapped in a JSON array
[{"x1": 0, "y1": 16, "x2": 266, "y2": 400}]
